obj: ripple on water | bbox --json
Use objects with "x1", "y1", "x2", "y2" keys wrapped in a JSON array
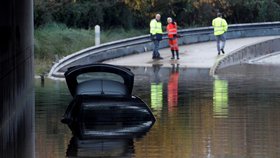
[{"x1": 35, "y1": 65, "x2": 280, "y2": 158}]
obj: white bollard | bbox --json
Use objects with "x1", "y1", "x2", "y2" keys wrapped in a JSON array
[{"x1": 95, "y1": 25, "x2": 100, "y2": 46}]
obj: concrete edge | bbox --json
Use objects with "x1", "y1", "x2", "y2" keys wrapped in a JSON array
[
  {"x1": 248, "y1": 51, "x2": 280, "y2": 63},
  {"x1": 209, "y1": 46, "x2": 248, "y2": 76},
  {"x1": 209, "y1": 37, "x2": 280, "y2": 76}
]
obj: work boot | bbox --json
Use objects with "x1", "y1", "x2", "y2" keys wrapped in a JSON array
[
  {"x1": 171, "y1": 50, "x2": 175, "y2": 59},
  {"x1": 221, "y1": 49, "x2": 225, "y2": 54},
  {"x1": 176, "y1": 51, "x2": 179, "y2": 60}
]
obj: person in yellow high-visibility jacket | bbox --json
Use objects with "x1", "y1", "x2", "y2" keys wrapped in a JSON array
[
  {"x1": 212, "y1": 13, "x2": 228, "y2": 55},
  {"x1": 150, "y1": 14, "x2": 163, "y2": 60}
]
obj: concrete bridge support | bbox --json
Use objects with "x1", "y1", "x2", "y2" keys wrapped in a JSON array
[{"x1": 0, "y1": 0, "x2": 35, "y2": 158}]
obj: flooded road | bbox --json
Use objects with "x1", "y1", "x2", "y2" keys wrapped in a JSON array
[{"x1": 35, "y1": 64, "x2": 280, "y2": 158}]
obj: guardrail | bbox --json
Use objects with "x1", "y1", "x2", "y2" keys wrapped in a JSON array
[{"x1": 49, "y1": 22, "x2": 280, "y2": 79}]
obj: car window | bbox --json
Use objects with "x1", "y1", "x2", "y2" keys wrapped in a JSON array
[{"x1": 77, "y1": 72, "x2": 124, "y2": 84}]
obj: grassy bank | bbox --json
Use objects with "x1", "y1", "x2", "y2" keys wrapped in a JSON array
[{"x1": 34, "y1": 23, "x2": 147, "y2": 75}]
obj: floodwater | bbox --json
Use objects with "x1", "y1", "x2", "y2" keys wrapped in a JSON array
[{"x1": 35, "y1": 64, "x2": 280, "y2": 158}]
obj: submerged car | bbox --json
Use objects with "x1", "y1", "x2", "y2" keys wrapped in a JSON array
[{"x1": 61, "y1": 64, "x2": 155, "y2": 138}]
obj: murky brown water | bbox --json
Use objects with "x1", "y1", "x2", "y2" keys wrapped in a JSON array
[{"x1": 35, "y1": 64, "x2": 280, "y2": 158}]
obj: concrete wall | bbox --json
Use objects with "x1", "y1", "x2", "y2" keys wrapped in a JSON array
[
  {"x1": 211, "y1": 37, "x2": 280, "y2": 75},
  {"x1": 0, "y1": 0, "x2": 35, "y2": 157}
]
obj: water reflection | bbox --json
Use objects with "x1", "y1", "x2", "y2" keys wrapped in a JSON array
[
  {"x1": 40, "y1": 75, "x2": 45, "y2": 87},
  {"x1": 35, "y1": 79, "x2": 72, "y2": 158},
  {"x1": 168, "y1": 64, "x2": 179, "y2": 111},
  {"x1": 36, "y1": 65, "x2": 280, "y2": 158},
  {"x1": 65, "y1": 99, "x2": 155, "y2": 157},
  {"x1": 66, "y1": 137, "x2": 135, "y2": 157},
  {"x1": 213, "y1": 77, "x2": 228, "y2": 118},
  {"x1": 66, "y1": 119, "x2": 153, "y2": 157},
  {"x1": 150, "y1": 64, "x2": 163, "y2": 113}
]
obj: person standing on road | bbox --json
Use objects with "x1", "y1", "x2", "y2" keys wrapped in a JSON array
[
  {"x1": 212, "y1": 13, "x2": 228, "y2": 55},
  {"x1": 166, "y1": 17, "x2": 180, "y2": 60},
  {"x1": 150, "y1": 14, "x2": 163, "y2": 60}
]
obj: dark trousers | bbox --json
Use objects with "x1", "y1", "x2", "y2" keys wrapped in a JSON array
[
  {"x1": 152, "y1": 40, "x2": 160, "y2": 58},
  {"x1": 215, "y1": 34, "x2": 226, "y2": 52}
]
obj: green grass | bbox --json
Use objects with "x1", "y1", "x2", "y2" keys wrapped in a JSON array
[{"x1": 34, "y1": 23, "x2": 147, "y2": 75}]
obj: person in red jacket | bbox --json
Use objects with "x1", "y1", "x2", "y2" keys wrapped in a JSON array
[{"x1": 166, "y1": 17, "x2": 179, "y2": 60}]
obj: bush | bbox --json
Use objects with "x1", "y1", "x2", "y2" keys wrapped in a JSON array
[
  {"x1": 34, "y1": 23, "x2": 95, "y2": 60},
  {"x1": 34, "y1": 23, "x2": 146, "y2": 74},
  {"x1": 53, "y1": 2, "x2": 104, "y2": 29}
]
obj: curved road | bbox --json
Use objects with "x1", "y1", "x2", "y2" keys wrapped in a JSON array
[{"x1": 104, "y1": 36, "x2": 280, "y2": 68}]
